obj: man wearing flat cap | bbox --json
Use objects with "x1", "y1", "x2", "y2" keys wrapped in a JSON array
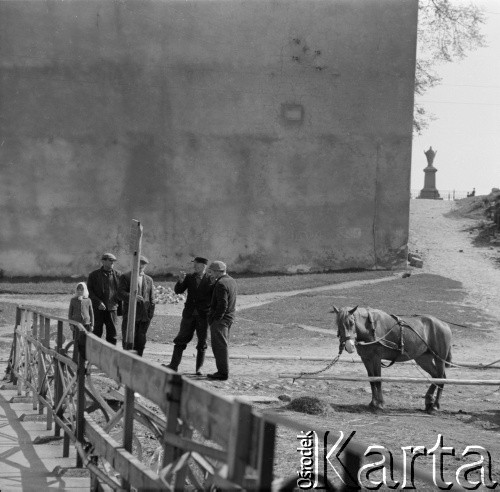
[
  {"x1": 206, "y1": 260, "x2": 237, "y2": 381},
  {"x1": 118, "y1": 255, "x2": 155, "y2": 356},
  {"x1": 87, "y1": 252, "x2": 122, "y2": 345},
  {"x1": 164, "y1": 257, "x2": 214, "y2": 374}
]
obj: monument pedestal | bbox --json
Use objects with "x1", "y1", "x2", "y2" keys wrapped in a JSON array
[
  {"x1": 418, "y1": 147, "x2": 442, "y2": 199},
  {"x1": 418, "y1": 188, "x2": 442, "y2": 199}
]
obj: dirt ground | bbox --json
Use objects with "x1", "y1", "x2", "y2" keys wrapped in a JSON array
[{"x1": 1, "y1": 198, "x2": 500, "y2": 489}]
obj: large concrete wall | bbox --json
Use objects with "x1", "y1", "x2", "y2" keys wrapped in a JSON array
[{"x1": 0, "y1": 0, "x2": 417, "y2": 276}]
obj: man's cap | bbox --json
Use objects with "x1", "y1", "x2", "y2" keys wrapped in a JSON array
[
  {"x1": 101, "y1": 252, "x2": 117, "y2": 261},
  {"x1": 208, "y1": 261, "x2": 226, "y2": 272},
  {"x1": 192, "y1": 257, "x2": 208, "y2": 265},
  {"x1": 140, "y1": 255, "x2": 149, "y2": 264}
]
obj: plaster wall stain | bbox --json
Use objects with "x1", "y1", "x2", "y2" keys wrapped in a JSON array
[{"x1": 0, "y1": 0, "x2": 417, "y2": 275}]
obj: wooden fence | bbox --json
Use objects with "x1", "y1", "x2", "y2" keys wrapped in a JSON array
[{"x1": 4, "y1": 305, "x2": 436, "y2": 491}]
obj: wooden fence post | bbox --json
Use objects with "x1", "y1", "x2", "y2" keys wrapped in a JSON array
[
  {"x1": 32, "y1": 312, "x2": 39, "y2": 410},
  {"x1": 75, "y1": 328, "x2": 86, "y2": 468},
  {"x1": 43, "y1": 317, "x2": 52, "y2": 428},
  {"x1": 125, "y1": 219, "x2": 142, "y2": 351},
  {"x1": 55, "y1": 320, "x2": 64, "y2": 438},
  {"x1": 17, "y1": 309, "x2": 27, "y2": 396},
  {"x1": 227, "y1": 400, "x2": 253, "y2": 486},
  {"x1": 121, "y1": 384, "x2": 136, "y2": 490},
  {"x1": 162, "y1": 374, "x2": 183, "y2": 467},
  {"x1": 256, "y1": 419, "x2": 276, "y2": 490}
]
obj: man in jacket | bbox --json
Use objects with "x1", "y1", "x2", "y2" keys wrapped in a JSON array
[
  {"x1": 206, "y1": 261, "x2": 237, "y2": 381},
  {"x1": 164, "y1": 257, "x2": 213, "y2": 374},
  {"x1": 87, "y1": 252, "x2": 122, "y2": 345},
  {"x1": 118, "y1": 255, "x2": 155, "y2": 356}
]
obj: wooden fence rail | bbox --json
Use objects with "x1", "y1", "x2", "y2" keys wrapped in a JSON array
[{"x1": 4, "y1": 305, "x2": 436, "y2": 491}]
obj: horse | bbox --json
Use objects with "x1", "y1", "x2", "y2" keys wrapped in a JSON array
[{"x1": 332, "y1": 306, "x2": 452, "y2": 413}]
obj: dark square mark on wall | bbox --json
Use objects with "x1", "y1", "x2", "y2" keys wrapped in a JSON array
[{"x1": 280, "y1": 103, "x2": 304, "y2": 126}]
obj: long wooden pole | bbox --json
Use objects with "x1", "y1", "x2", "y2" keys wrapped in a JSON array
[
  {"x1": 125, "y1": 219, "x2": 142, "y2": 350},
  {"x1": 279, "y1": 374, "x2": 500, "y2": 385}
]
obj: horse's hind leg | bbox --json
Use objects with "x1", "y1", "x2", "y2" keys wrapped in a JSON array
[
  {"x1": 433, "y1": 356, "x2": 447, "y2": 410},
  {"x1": 415, "y1": 353, "x2": 445, "y2": 413}
]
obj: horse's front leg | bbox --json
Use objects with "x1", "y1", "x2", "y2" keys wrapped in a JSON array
[{"x1": 361, "y1": 357, "x2": 384, "y2": 411}]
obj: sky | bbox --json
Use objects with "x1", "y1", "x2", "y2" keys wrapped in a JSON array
[{"x1": 411, "y1": 0, "x2": 500, "y2": 197}]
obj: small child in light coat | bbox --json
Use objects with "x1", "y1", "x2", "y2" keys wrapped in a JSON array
[{"x1": 68, "y1": 282, "x2": 94, "y2": 331}]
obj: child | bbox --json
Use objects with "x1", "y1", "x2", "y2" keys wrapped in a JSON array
[{"x1": 68, "y1": 282, "x2": 94, "y2": 331}]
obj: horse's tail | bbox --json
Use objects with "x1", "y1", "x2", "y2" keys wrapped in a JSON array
[{"x1": 445, "y1": 348, "x2": 452, "y2": 368}]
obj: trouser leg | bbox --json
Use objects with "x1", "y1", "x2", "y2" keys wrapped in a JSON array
[
  {"x1": 93, "y1": 309, "x2": 105, "y2": 338},
  {"x1": 121, "y1": 315, "x2": 129, "y2": 350},
  {"x1": 168, "y1": 346, "x2": 184, "y2": 370},
  {"x1": 195, "y1": 316, "x2": 208, "y2": 373},
  {"x1": 134, "y1": 320, "x2": 151, "y2": 357},
  {"x1": 195, "y1": 351, "x2": 205, "y2": 373},
  {"x1": 103, "y1": 310, "x2": 118, "y2": 345},
  {"x1": 210, "y1": 321, "x2": 231, "y2": 376},
  {"x1": 168, "y1": 317, "x2": 195, "y2": 369}
]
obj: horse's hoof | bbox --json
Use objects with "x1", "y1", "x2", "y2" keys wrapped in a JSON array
[{"x1": 368, "y1": 402, "x2": 384, "y2": 412}]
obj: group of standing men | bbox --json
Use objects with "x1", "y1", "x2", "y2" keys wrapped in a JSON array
[
  {"x1": 86, "y1": 253, "x2": 237, "y2": 380},
  {"x1": 87, "y1": 253, "x2": 155, "y2": 357}
]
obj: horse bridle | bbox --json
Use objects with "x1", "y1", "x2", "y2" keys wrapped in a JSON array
[{"x1": 338, "y1": 311, "x2": 403, "y2": 352}]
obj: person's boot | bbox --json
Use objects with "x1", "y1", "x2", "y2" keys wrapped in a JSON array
[
  {"x1": 195, "y1": 350, "x2": 205, "y2": 376},
  {"x1": 163, "y1": 345, "x2": 184, "y2": 372}
]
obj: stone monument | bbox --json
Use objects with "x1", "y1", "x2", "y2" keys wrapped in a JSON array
[{"x1": 418, "y1": 146, "x2": 442, "y2": 199}]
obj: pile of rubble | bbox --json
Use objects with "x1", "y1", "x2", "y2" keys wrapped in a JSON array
[
  {"x1": 153, "y1": 285, "x2": 186, "y2": 304},
  {"x1": 408, "y1": 251, "x2": 423, "y2": 268}
]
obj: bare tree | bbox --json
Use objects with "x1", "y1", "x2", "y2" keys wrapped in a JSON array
[{"x1": 414, "y1": 0, "x2": 486, "y2": 133}]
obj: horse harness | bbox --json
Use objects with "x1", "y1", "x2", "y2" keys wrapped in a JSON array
[{"x1": 356, "y1": 313, "x2": 411, "y2": 367}]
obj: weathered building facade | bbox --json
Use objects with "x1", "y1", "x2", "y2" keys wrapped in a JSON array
[{"x1": 0, "y1": 0, "x2": 418, "y2": 276}]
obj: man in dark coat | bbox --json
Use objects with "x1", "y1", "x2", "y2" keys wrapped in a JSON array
[
  {"x1": 87, "y1": 252, "x2": 122, "y2": 345},
  {"x1": 118, "y1": 256, "x2": 155, "y2": 356},
  {"x1": 164, "y1": 257, "x2": 213, "y2": 374},
  {"x1": 206, "y1": 261, "x2": 237, "y2": 381}
]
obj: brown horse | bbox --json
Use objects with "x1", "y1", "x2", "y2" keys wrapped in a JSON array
[{"x1": 333, "y1": 306, "x2": 452, "y2": 413}]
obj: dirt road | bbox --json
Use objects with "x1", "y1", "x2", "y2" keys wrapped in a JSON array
[{"x1": 409, "y1": 198, "x2": 500, "y2": 319}]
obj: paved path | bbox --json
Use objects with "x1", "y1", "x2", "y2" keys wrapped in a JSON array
[
  {"x1": 0, "y1": 272, "x2": 401, "y2": 316},
  {"x1": 0, "y1": 364, "x2": 90, "y2": 491}
]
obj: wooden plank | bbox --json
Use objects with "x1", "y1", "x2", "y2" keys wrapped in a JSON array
[
  {"x1": 84, "y1": 335, "x2": 180, "y2": 412},
  {"x1": 227, "y1": 400, "x2": 253, "y2": 484},
  {"x1": 173, "y1": 427, "x2": 193, "y2": 490},
  {"x1": 279, "y1": 374, "x2": 500, "y2": 385},
  {"x1": 180, "y1": 380, "x2": 234, "y2": 448},
  {"x1": 109, "y1": 389, "x2": 166, "y2": 432},
  {"x1": 162, "y1": 432, "x2": 227, "y2": 462},
  {"x1": 84, "y1": 414, "x2": 164, "y2": 490}
]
